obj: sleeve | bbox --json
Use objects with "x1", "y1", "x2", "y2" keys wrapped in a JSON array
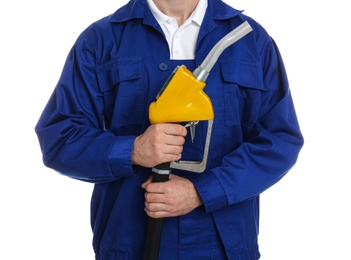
[
  {"x1": 193, "y1": 36, "x2": 304, "y2": 213},
  {"x1": 35, "y1": 29, "x2": 136, "y2": 183}
]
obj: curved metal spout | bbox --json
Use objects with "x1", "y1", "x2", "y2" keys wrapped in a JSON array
[{"x1": 193, "y1": 21, "x2": 253, "y2": 82}]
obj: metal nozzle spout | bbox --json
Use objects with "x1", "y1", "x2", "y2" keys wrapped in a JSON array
[{"x1": 193, "y1": 21, "x2": 253, "y2": 82}]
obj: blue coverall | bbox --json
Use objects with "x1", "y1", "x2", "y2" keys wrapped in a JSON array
[{"x1": 35, "y1": 0, "x2": 304, "y2": 259}]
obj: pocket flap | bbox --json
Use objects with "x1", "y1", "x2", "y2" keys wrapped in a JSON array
[
  {"x1": 220, "y1": 59, "x2": 265, "y2": 91},
  {"x1": 96, "y1": 58, "x2": 142, "y2": 92}
]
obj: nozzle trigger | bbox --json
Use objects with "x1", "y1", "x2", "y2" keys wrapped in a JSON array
[{"x1": 185, "y1": 121, "x2": 199, "y2": 143}]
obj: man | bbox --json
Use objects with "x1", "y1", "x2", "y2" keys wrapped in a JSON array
[{"x1": 35, "y1": 0, "x2": 304, "y2": 259}]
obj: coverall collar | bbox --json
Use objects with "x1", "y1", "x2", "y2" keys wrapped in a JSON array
[
  {"x1": 108, "y1": 0, "x2": 242, "y2": 24},
  {"x1": 107, "y1": 0, "x2": 243, "y2": 62}
]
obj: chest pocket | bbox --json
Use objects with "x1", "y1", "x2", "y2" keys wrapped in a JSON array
[
  {"x1": 220, "y1": 59, "x2": 265, "y2": 128},
  {"x1": 96, "y1": 58, "x2": 145, "y2": 135}
]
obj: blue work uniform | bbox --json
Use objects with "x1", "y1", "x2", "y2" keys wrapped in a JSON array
[{"x1": 35, "y1": 0, "x2": 304, "y2": 259}]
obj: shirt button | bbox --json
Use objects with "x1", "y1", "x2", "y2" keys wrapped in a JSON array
[{"x1": 159, "y1": 63, "x2": 168, "y2": 71}]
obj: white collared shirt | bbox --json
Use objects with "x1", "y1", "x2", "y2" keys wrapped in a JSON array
[{"x1": 147, "y1": 0, "x2": 207, "y2": 60}]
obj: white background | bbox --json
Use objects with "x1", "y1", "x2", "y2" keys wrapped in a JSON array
[{"x1": 1, "y1": 0, "x2": 350, "y2": 259}]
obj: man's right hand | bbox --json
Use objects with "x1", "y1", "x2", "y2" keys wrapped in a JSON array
[{"x1": 131, "y1": 124, "x2": 187, "y2": 168}]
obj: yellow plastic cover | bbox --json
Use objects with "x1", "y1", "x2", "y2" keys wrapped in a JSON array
[{"x1": 149, "y1": 65, "x2": 214, "y2": 124}]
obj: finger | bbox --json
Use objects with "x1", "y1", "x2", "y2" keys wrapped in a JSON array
[
  {"x1": 163, "y1": 124, "x2": 187, "y2": 137},
  {"x1": 162, "y1": 143, "x2": 183, "y2": 156},
  {"x1": 143, "y1": 181, "x2": 168, "y2": 196},
  {"x1": 141, "y1": 176, "x2": 153, "y2": 189},
  {"x1": 144, "y1": 191, "x2": 165, "y2": 203},
  {"x1": 165, "y1": 135, "x2": 185, "y2": 146},
  {"x1": 144, "y1": 207, "x2": 169, "y2": 218},
  {"x1": 144, "y1": 200, "x2": 165, "y2": 211},
  {"x1": 144, "y1": 203, "x2": 179, "y2": 218}
]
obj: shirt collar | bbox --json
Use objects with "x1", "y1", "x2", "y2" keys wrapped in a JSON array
[
  {"x1": 146, "y1": 0, "x2": 207, "y2": 26},
  {"x1": 191, "y1": 0, "x2": 207, "y2": 26}
]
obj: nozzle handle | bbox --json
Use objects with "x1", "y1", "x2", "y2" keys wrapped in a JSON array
[{"x1": 143, "y1": 163, "x2": 170, "y2": 260}]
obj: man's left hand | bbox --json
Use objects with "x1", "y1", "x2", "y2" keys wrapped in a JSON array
[{"x1": 141, "y1": 174, "x2": 203, "y2": 218}]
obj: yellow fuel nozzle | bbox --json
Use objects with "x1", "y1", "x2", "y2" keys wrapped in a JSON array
[
  {"x1": 148, "y1": 21, "x2": 253, "y2": 173},
  {"x1": 148, "y1": 65, "x2": 214, "y2": 173},
  {"x1": 149, "y1": 65, "x2": 214, "y2": 125}
]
